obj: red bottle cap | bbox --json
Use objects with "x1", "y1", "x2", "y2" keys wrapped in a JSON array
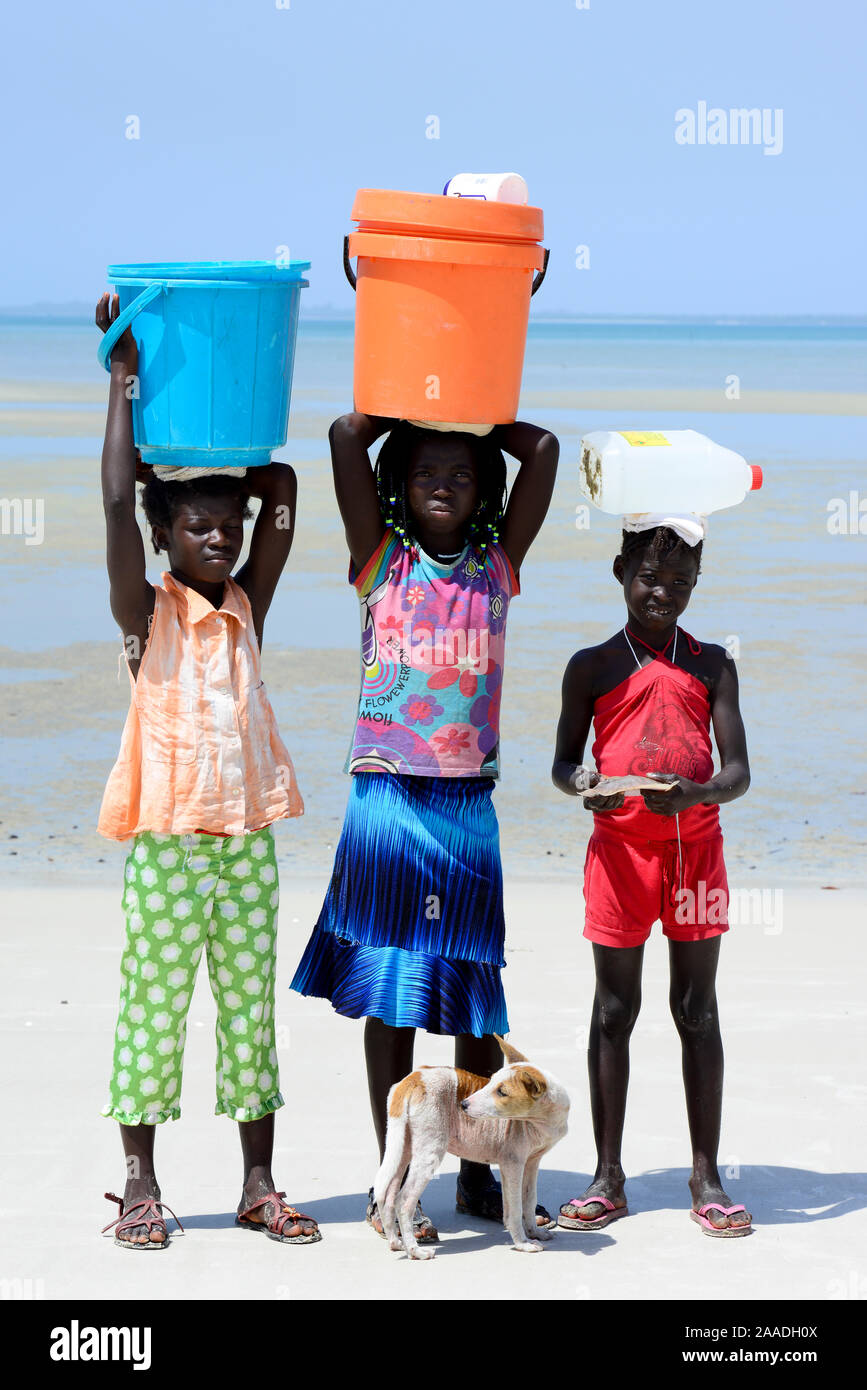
[{"x1": 749, "y1": 464, "x2": 763, "y2": 490}]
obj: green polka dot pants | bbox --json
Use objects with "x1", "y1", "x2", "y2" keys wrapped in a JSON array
[{"x1": 102, "y1": 827, "x2": 283, "y2": 1126}]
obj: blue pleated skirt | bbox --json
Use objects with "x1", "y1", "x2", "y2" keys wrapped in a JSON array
[{"x1": 290, "y1": 773, "x2": 509, "y2": 1036}]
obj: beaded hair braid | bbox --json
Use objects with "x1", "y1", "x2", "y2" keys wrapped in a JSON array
[{"x1": 374, "y1": 422, "x2": 508, "y2": 566}]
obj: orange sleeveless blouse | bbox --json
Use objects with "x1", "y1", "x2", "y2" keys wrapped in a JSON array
[{"x1": 97, "y1": 572, "x2": 303, "y2": 840}]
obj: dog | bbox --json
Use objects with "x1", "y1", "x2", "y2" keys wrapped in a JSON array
[{"x1": 373, "y1": 1035, "x2": 569, "y2": 1259}]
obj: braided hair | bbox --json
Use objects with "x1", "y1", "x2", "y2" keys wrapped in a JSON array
[
  {"x1": 374, "y1": 422, "x2": 507, "y2": 566},
  {"x1": 620, "y1": 525, "x2": 703, "y2": 574},
  {"x1": 141, "y1": 474, "x2": 253, "y2": 554}
]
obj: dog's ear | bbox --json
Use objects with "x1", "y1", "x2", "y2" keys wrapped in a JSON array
[
  {"x1": 495, "y1": 1034, "x2": 529, "y2": 1065},
  {"x1": 516, "y1": 1066, "x2": 548, "y2": 1099}
]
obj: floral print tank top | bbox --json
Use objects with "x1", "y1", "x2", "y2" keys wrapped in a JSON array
[{"x1": 344, "y1": 529, "x2": 519, "y2": 778}]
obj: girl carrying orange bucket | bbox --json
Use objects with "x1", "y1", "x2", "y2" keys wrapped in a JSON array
[{"x1": 290, "y1": 410, "x2": 558, "y2": 1241}]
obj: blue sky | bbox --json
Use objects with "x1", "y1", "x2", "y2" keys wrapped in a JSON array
[{"x1": 2, "y1": 0, "x2": 864, "y2": 315}]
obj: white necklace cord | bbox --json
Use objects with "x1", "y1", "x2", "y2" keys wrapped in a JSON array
[{"x1": 621, "y1": 624, "x2": 678, "y2": 671}]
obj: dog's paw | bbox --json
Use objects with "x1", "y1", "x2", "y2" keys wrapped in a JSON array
[
  {"x1": 409, "y1": 1246, "x2": 436, "y2": 1261},
  {"x1": 532, "y1": 1225, "x2": 554, "y2": 1242},
  {"x1": 388, "y1": 1236, "x2": 403, "y2": 1252},
  {"x1": 511, "y1": 1239, "x2": 544, "y2": 1254}
]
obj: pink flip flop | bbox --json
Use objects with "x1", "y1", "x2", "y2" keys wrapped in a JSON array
[
  {"x1": 558, "y1": 1196, "x2": 629, "y2": 1230},
  {"x1": 690, "y1": 1202, "x2": 752, "y2": 1238}
]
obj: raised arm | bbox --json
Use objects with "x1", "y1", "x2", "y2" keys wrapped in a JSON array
[
  {"x1": 329, "y1": 412, "x2": 396, "y2": 573},
  {"x1": 96, "y1": 293, "x2": 154, "y2": 677},
  {"x1": 234, "y1": 461, "x2": 297, "y2": 648},
  {"x1": 493, "y1": 420, "x2": 559, "y2": 574}
]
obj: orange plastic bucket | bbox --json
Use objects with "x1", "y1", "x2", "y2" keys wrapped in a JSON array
[{"x1": 345, "y1": 189, "x2": 547, "y2": 424}]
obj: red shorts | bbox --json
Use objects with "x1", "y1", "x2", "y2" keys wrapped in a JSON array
[{"x1": 583, "y1": 829, "x2": 729, "y2": 948}]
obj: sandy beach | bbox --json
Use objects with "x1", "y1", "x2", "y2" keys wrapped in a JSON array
[{"x1": 1, "y1": 878, "x2": 864, "y2": 1301}]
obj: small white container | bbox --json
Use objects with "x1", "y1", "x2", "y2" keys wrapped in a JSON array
[
  {"x1": 443, "y1": 172, "x2": 529, "y2": 204},
  {"x1": 579, "y1": 429, "x2": 763, "y2": 514}
]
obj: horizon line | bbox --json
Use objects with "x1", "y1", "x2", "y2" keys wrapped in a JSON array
[{"x1": 2, "y1": 305, "x2": 866, "y2": 327}]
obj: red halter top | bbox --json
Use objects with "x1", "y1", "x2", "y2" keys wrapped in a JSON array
[{"x1": 590, "y1": 627, "x2": 721, "y2": 843}]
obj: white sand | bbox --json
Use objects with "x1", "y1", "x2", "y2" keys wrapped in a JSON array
[{"x1": 0, "y1": 878, "x2": 863, "y2": 1302}]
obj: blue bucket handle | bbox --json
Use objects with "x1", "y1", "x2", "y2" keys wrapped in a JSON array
[{"x1": 97, "y1": 281, "x2": 166, "y2": 372}]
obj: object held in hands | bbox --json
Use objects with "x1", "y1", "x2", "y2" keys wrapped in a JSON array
[{"x1": 578, "y1": 775, "x2": 677, "y2": 799}]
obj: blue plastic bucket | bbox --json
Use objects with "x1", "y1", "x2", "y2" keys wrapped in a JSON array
[{"x1": 98, "y1": 261, "x2": 310, "y2": 468}]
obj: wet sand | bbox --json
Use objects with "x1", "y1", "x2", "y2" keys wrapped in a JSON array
[
  {"x1": 3, "y1": 382, "x2": 867, "y2": 438},
  {"x1": 1, "y1": 424, "x2": 865, "y2": 886}
]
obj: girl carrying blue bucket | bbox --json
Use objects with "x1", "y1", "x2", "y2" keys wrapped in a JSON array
[
  {"x1": 290, "y1": 411, "x2": 558, "y2": 1241},
  {"x1": 95, "y1": 293, "x2": 319, "y2": 1250}
]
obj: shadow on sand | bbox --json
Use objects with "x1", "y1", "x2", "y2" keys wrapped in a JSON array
[{"x1": 178, "y1": 1164, "x2": 866, "y2": 1246}]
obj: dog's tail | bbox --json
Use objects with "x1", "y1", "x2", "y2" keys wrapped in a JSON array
[{"x1": 373, "y1": 1075, "x2": 419, "y2": 1237}]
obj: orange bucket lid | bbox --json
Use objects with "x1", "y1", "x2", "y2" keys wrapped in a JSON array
[{"x1": 351, "y1": 188, "x2": 544, "y2": 244}]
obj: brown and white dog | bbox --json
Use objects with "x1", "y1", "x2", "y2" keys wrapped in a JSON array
[{"x1": 373, "y1": 1036, "x2": 569, "y2": 1259}]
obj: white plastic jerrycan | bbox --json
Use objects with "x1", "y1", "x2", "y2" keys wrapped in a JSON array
[{"x1": 579, "y1": 429, "x2": 763, "y2": 514}]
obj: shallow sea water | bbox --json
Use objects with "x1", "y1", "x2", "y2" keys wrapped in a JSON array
[{"x1": 1, "y1": 318, "x2": 864, "y2": 885}]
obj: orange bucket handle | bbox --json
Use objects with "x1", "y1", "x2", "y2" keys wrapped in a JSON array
[
  {"x1": 532, "y1": 246, "x2": 550, "y2": 295},
  {"x1": 343, "y1": 236, "x2": 357, "y2": 290},
  {"x1": 342, "y1": 236, "x2": 549, "y2": 295}
]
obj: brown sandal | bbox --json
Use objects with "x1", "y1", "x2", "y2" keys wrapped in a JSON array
[
  {"x1": 235, "y1": 1190, "x2": 321, "y2": 1245},
  {"x1": 101, "y1": 1191, "x2": 184, "y2": 1250}
]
